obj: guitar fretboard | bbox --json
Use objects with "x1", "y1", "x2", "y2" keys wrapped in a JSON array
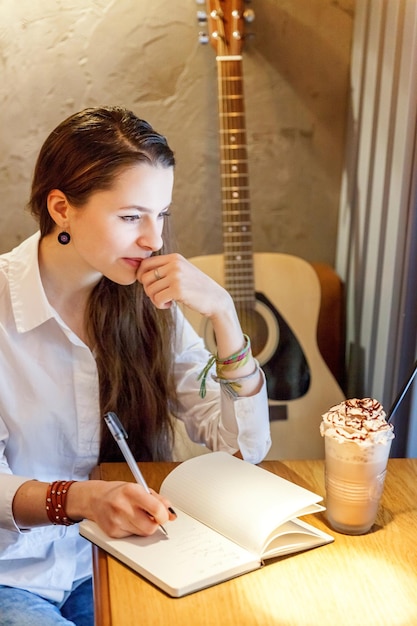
[{"x1": 217, "y1": 57, "x2": 255, "y2": 308}]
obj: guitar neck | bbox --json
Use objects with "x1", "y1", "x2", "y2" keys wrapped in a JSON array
[{"x1": 217, "y1": 56, "x2": 255, "y2": 306}]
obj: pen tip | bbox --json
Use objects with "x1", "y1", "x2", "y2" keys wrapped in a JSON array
[{"x1": 159, "y1": 524, "x2": 168, "y2": 537}]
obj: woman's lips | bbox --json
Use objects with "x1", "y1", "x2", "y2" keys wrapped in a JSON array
[{"x1": 122, "y1": 257, "x2": 143, "y2": 269}]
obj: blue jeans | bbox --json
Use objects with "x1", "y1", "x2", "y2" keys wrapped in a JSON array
[{"x1": 0, "y1": 577, "x2": 94, "y2": 626}]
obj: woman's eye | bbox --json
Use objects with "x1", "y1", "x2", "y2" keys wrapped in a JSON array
[
  {"x1": 159, "y1": 211, "x2": 171, "y2": 219},
  {"x1": 121, "y1": 215, "x2": 140, "y2": 222}
]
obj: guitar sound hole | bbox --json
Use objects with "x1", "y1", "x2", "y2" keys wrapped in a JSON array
[{"x1": 237, "y1": 307, "x2": 268, "y2": 357}]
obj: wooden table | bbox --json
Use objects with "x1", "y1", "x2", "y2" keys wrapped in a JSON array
[{"x1": 90, "y1": 458, "x2": 417, "y2": 626}]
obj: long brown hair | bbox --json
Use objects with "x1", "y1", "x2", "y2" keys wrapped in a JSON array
[{"x1": 29, "y1": 106, "x2": 177, "y2": 461}]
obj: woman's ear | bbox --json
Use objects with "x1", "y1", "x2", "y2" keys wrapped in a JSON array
[{"x1": 47, "y1": 189, "x2": 70, "y2": 228}]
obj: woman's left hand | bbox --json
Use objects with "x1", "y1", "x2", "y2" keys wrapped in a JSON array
[{"x1": 137, "y1": 253, "x2": 232, "y2": 319}]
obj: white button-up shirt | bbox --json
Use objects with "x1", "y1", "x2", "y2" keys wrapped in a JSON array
[{"x1": 0, "y1": 233, "x2": 271, "y2": 602}]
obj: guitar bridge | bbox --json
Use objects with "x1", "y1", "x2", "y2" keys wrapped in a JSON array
[{"x1": 268, "y1": 404, "x2": 288, "y2": 422}]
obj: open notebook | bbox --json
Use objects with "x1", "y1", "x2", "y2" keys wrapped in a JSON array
[{"x1": 80, "y1": 452, "x2": 333, "y2": 597}]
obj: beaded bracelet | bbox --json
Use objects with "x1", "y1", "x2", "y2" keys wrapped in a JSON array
[
  {"x1": 198, "y1": 334, "x2": 252, "y2": 398},
  {"x1": 46, "y1": 480, "x2": 80, "y2": 526}
]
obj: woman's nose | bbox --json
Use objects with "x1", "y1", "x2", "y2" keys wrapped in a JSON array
[{"x1": 136, "y1": 219, "x2": 163, "y2": 252}]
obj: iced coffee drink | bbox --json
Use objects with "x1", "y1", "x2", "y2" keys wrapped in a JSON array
[{"x1": 320, "y1": 398, "x2": 394, "y2": 535}]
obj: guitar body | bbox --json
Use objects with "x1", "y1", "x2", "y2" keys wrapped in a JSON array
[{"x1": 183, "y1": 253, "x2": 345, "y2": 459}]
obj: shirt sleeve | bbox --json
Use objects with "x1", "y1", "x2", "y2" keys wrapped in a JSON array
[
  {"x1": 0, "y1": 474, "x2": 32, "y2": 532},
  {"x1": 172, "y1": 308, "x2": 271, "y2": 464},
  {"x1": 0, "y1": 422, "x2": 32, "y2": 532}
]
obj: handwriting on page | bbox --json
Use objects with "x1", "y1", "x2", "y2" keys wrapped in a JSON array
[
  {"x1": 173, "y1": 519, "x2": 247, "y2": 575},
  {"x1": 115, "y1": 510, "x2": 257, "y2": 589}
]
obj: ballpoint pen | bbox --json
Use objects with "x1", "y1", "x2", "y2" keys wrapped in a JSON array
[{"x1": 104, "y1": 411, "x2": 169, "y2": 537}]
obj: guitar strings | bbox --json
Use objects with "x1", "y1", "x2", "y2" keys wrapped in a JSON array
[{"x1": 217, "y1": 55, "x2": 255, "y2": 329}]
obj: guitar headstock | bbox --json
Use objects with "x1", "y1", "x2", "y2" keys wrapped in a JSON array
[{"x1": 197, "y1": 0, "x2": 255, "y2": 56}]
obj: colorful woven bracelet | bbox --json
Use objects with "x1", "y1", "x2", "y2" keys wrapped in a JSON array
[
  {"x1": 218, "y1": 334, "x2": 251, "y2": 366},
  {"x1": 46, "y1": 480, "x2": 80, "y2": 526},
  {"x1": 198, "y1": 334, "x2": 252, "y2": 398}
]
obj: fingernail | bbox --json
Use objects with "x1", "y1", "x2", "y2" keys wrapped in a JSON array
[{"x1": 168, "y1": 506, "x2": 177, "y2": 516}]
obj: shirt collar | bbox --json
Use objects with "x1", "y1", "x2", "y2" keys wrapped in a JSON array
[{"x1": 8, "y1": 232, "x2": 56, "y2": 333}]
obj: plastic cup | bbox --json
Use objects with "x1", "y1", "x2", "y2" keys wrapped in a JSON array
[{"x1": 323, "y1": 434, "x2": 392, "y2": 535}]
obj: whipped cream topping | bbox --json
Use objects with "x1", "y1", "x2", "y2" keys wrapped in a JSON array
[{"x1": 320, "y1": 398, "x2": 394, "y2": 445}]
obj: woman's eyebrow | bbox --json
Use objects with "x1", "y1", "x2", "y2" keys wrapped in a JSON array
[{"x1": 118, "y1": 204, "x2": 172, "y2": 213}]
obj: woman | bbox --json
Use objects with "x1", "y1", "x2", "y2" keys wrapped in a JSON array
[{"x1": 0, "y1": 106, "x2": 271, "y2": 625}]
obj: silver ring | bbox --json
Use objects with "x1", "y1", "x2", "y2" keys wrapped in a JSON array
[{"x1": 154, "y1": 268, "x2": 161, "y2": 280}]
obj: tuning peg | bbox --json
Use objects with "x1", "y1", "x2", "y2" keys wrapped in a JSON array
[
  {"x1": 243, "y1": 8, "x2": 255, "y2": 23},
  {"x1": 198, "y1": 31, "x2": 210, "y2": 44},
  {"x1": 197, "y1": 10, "x2": 208, "y2": 24}
]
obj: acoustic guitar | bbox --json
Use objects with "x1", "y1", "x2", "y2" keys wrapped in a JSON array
[{"x1": 183, "y1": 0, "x2": 344, "y2": 459}]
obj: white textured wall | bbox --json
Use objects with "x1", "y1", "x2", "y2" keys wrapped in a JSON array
[{"x1": 0, "y1": 0, "x2": 354, "y2": 264}]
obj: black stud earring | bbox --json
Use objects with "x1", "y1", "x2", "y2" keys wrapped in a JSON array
[{"x1": 58, "y1": 231, "x2": 71, "y2": 245}]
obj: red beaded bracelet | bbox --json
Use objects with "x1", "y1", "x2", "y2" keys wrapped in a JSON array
[{"x1": 46, "y1": 480, "x2": 80, "y2": 526}]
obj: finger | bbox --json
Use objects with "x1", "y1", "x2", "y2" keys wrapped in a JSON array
[
  {"x1": 149, "y1": 489, "x2": 177, "y2": 519},
  {"x1": 137, "y1": 267, "x2": 163, "y2": 288},
  {"x1": 137, "y1": 255, "x2": 170, "y2": 283},
  {"x1": 139, "y1": 267, "x2": 170, "y2": 297},
  {"x1": 132, "y1": 488, "x2": 171, "y2": 527},
  {"x1": 96, "y1": 503, "x2": 159, "y2": 538},
  {"x1": 141, "y1": 278, "x2": 175, "y2": 309}
]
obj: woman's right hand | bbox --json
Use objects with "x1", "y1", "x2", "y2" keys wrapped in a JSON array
[{"x1": 68, "y1": 480, "x2": 176, "y2": 538}]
